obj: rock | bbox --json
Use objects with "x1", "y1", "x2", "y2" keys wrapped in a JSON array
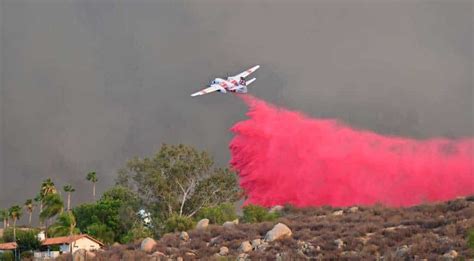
[
  {"x1": 73, "y1": 249, "x2": 95, "y2": 261},
  {"x1": 219, "y1": 246, "x2": 229, "y2": 256},
  {"x1": 179, "y1": 231, "x2": 189, "y2": 241},
  {"x1": 209, "y1": 236, "x2": 221, "y2": 246},
  {"x1": 223, "y1": 219, "x2": 239, "y2": 228},
  {"x1": 112, "y1": 242, "x2": 121, "y2": 248},
  {"x1": 177, "y1": 257, "x2": 183, "y2": 261},
  {"x1": 334, "y1": 239, "x2": 344, "y2": 249},
  {"x1": 196, "y1": 219, "x2": 209, "y2": 230},
  {"x1": 442, "y1": 250, "x2": 458, "y2": 260},
  {"x1": 239, "y1": 241, "x2": 252, "y2": 253},
  {"x1": 342, "y1": 251, "x2": 357, "y2": 257},
  {"x1": 256, "y1": 242, "x2": 269, "y2": 251},
  {"x1": 332, "y1": 210, "x2": 344, "y2": 216},
  {"x1": 141, "y1": 237, "x2": 157, "y2": 253},
  {"x1": 269, "y1": 205, "x2": 284, "y2": 213},
  {"x1": 395, "y1": 245, "x2": 409, "y2": 259},
  {"x1": 251, "y1": 238, "x2": 262, "y2": 248},
  {"x1": 237, "y1": 253, "x2": 248, "y2": 261},
  {"x1": 276, "y1": 253, "x2": 288, "y2": 261},
  {"x1": 348, "y1": 207, "x2": 359, "y2": 213},
  {"x1": 151, "y1": 251, "x2": 165, "y2": 257},
  {"x1": 185, "y1": 252, "x2": 196, "y2": 257},
  {"x1": 316, "y1": 245, "x2": 321, "y2": 251},
  {"x1": 264, "y1": 223, "x2": 292, "y2": 242}
]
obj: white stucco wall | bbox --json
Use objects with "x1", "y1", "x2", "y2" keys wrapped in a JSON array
[{"x1": 70, "y1": 238, "x2": 101, "y2": 253}]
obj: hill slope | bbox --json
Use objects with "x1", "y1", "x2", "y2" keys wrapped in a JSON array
[{"x1": 81, "y1": 197, "x2": 474, "y2": 260}]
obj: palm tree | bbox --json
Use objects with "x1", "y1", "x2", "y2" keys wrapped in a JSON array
[
  {"x1": 40, "y1": 193, "x2": 64, "y2": 238},
  {"x1": 86, "y1": 171, "x2": 99, "y2": 200},
  {"x1": 49, "y1": 211, "x2": 79, "y2": 237},
  {"x1": 24, "y1": 199, "x2": 35, "y2": 226},
  {"x1": 41, "y1": 178, "x2": 57, "y2": 196},
  {"x1": 63, "y1": 184, "x2": 75, "y2": 211},
  {"x1": 8, "y1": 205, "x2": 22, "y2": 241},
  {"x1": 0, "y1": 209, "x2": 8, "y2": 229},
  {"x1": 34, "y1": 193, "x2": 44, "y2": 227}
]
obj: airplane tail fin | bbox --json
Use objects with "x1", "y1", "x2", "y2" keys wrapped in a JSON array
[{"x1": 246, "y1": 78, "x2": 256, "y2": 86}]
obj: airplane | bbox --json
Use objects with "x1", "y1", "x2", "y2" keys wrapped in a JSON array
[{"x1": 191, "y1": 65, "x2": 260, "y2": 97}]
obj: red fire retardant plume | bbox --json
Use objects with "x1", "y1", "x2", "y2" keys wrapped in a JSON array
[{"x1": 229, "y1": 95, "x2": 474, "y2": 207}]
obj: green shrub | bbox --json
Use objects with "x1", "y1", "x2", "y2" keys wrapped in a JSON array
[
  {"x1": 20, "y1": 251, "x2": 33, "y2": 259},
  {"x1": 2, "y1": 228, "x2": 40, "y2": 252},
  {"x1": 196, "y1": 203, "x2": 238, "y2": 224},
  {"x1": 242, "y1": 204, "x2": 279, "y2": 223},
  {"x1": 0, "y1": 251, "x2": 14, "y2": 261},
  {"x1": 468, "y1": 228, "x2": 474, "y2": 250},
  {"x1": 164, "y1": 215, "x2": 195, "y2": 233},
  {"x1": 86, "y1": 223, "x2": 115, "y2": 245},
  {"x1": 120, "y1": 223, "x2": 153, "y2": 243}
]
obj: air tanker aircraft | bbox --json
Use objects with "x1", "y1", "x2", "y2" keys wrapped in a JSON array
[{"x1": 191, "y1": 65, "x2": 260, "y2": 97}]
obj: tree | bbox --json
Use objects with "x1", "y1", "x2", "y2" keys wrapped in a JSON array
[
  {"x1": 40, "y1": 193, "x2": 64, "y2": 238},
  {"x1": 8, "y1": 205, "x2": 22, "y2": 241},
  {"x1": 86, "y1": 171, "x2": 99, "y2": 200},
  {"x1": 116, "y1": 143, "x2": 240, "y2": 233},
  {"x1": 73, "y1": 186, "x2": 142, "y2": 243},
  {"x1": 3, "y1": 228, "x2": 41, "y2": 253},
  {"x1": 63, "y1": 184, "x2": 75, "y2": 211},
  {"x1": 40, "y1": 178, "x2": 57, "y2": 197},
  {"x1": 24, "y1": 199, "x2": 35, "y2": 226},
  {"x1": 49, "y1": 211, "x2": 79, "y2": 237},
  {"x1": 0, "y1": 209, "x2": 8, "y2": 229}
]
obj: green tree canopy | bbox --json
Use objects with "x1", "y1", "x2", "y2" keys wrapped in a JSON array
[
  {"x1": 73, "y1": 185, "x2": 143, "y2": 243},
  {"x1": 49, "y1": 211, "x2": 80, "y2": 237},
  {"x1": 116, "y1": 143, "x2": 240, "y2": 234}
]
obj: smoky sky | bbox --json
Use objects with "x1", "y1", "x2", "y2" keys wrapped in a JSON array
[{"x1": 0, "y1": 0, "x2": 472, "y2": 216}]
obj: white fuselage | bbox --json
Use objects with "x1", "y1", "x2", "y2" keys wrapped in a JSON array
[{"x1": 211, "y1": 77, "x2": 246, "y2": 93}]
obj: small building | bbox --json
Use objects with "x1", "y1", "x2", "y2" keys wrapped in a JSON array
[
  {"x1": 0, "y1": 242, "x2": 17, "y2": 258},
  {"x1": 0, "y1": 242, "x2": 17, "y2": 252},
  {"x1": 34, "y1": 234, "x2": 103, "y2": 259}
]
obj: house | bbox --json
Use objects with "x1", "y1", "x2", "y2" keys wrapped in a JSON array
[
  {"x1": 34, "y1": 234, "x2": 104, "y2": 259},
  {"x1": 0, "y1": 242, "x2": 17, "y2": 252}
]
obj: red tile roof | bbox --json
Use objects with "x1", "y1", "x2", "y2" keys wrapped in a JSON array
[
  {"x1": 41, "y1": 234, "x2": 104, "y2": 246},
  {"x1": 0, "y1": 242, "x2": 17, "y2": 250}
]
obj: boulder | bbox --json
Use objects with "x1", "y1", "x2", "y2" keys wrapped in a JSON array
[
  {"x1": 223, "y1": 219, "x2": 239, "y2": 228},
  {"x1": 73, "y1": 249, "x2": 95, "y2": 261},
  {"x1": 111, "y1": 242, "x2": 121, "y2": 248},
  {"x1": 269, "y1": 205, "x2": 284, "y2": 214},
  {"x1": 219, "y1": 246, "x2": 229, "y2": 256},
  {"x1": 348, "y1": 207, "x2": 359, "y2": 213},
  {"x1": 209, "y1": 236, "x2": 221, "y2": 246},
  {"x1": 239, "y1": 241, "x2": 252, "y2": 253},
  {"x1": 334, "y1": 239, "x2": 344, "y2": 249},
  {"x1": 251, "y1": 238, "x2": 262, "y2": 249},
  {"x1": 264, "y1": 223, "x2": 292, "y2": 242},
  {"x1": 196, "y1": 219, "x2": 209, "y2": 230},
  {"x1": 177, "y1": 257, "x2": 184, "y2": 261},
  {"x1": 141, "y1": 237, "x2": 157, "y2": 253},
  {"x1": 395, "y1": 245, "x2": 409, "y2": 259},
  {"x1": 179, "y1": 231, "x2": 189, "y2": 241},
  {"x1": 237, "y1": 253, "x2": 248, "y2": 261},
  {"x1": 332, "y1": 210, "x2": 344, "y2": 216},
  {"x1": 151, "y1": 251, "x2": 165, "y2": 257},
  {"x1": 442, "y1": 250, "x2": 458, "y2": 260}
]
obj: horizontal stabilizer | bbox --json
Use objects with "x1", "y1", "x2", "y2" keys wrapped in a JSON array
[{"x1": 246, "y1": 78, "x2": 256, "y2": 85}]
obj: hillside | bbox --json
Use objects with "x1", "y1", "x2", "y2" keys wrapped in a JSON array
[{"x1": 67, "y1": 196, "x2": 473, "y2": 260}]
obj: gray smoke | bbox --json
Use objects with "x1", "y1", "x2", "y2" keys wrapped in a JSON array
[{"x1": 0, "y1": 0, "x2": 472, "y2": 216}]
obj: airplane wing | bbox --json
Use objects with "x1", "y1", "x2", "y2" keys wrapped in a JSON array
[
  {"x1": 191, "y1": 85, "x2": 221, "y2": 97},
  {"x1": 234, "y1": 65, "x2": 260, "y2": 79}
]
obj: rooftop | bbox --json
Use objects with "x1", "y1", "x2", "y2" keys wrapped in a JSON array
[
  {"x1": 0, "y1": 242, "x2": 17, "y2": 250},
  {"x1": 42, "y1": 234, "x2": 104, "y2": 247}
]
